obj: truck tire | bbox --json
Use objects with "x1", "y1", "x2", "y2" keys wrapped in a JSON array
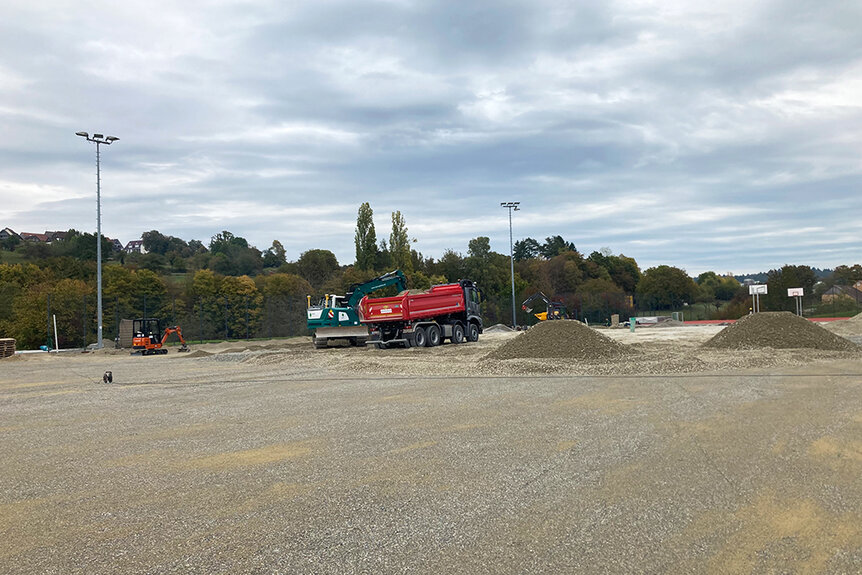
[
  {"x1": 413, "y1": 326, "x2": 427, "y2": 347},
  {"x1": 467, "y1": 322, "x2": 480, "y2": 342},
  {"x1": 451, "y1": 323, "x2": 465, "y2": 344},
  {"x1": 427, "y1": 324, "x2": 441, "y2": 347}
]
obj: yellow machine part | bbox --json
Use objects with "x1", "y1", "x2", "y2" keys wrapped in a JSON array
[{"x1": 534, "y1": 312, "x2": 548, "y2": 321}]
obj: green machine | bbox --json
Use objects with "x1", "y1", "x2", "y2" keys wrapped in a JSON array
[{"x1": 306, "y1": 270, "x2": 408, "y2": 348}]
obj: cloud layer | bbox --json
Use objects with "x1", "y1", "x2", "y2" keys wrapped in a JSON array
[{"x1": 1, "y1": 0, "x2": 860, "y2": 274}]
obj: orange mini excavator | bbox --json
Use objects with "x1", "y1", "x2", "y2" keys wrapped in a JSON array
[{"x1": 131, "y1": 317, "x2": 190, "y2": 355}]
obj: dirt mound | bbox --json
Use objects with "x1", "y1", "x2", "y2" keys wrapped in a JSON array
[
  {"x1": 487, "y1": 320, "x2": 628, "y2": 360},
  {"x1": 703, "y1": 312, "x2": 858, "y2": 351},
  {"x1": 484, "y1": 323, "x2": 514, "y2": 333},
  {"x1": 824, "y1": 312, "x2": 862, "y2": 337},
  {"x1": 184, "y1": 350, "x2": 212, "y2": 358}
]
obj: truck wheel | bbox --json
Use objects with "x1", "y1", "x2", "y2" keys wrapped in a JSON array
[
  {"x1": 451, "y1": 323, "x2": 465, "y2": 344},
  {"x1": 467, "y1": 322, "x2": 480, "y2": 342},
  {"x1": 427, "y1": 325, "x2": 441, "y2": 347},
  {"x1": 413, "y1": 327, "x2": 427, "y2": 347}
]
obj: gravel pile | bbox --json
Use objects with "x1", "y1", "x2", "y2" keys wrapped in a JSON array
[
  {"x1": 824, "y1": 312, "x2": 862, "y2": 337},
  {"x1": 484, "y1": 323, "x2": 514, "y2": 333},
  {"x1": 487, "y1": 319, "x2": 628, "y2": 360},
  {"x1": 703, "y1": 312, "x2": 859, "y2": 351}
]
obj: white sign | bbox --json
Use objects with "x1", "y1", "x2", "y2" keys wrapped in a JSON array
[
  {"x1": 787, "y1": 287, "x2": 804, "y2": 297},
  {"x1": 749, "y1": 284, "x2": 768, "y2": 295}
]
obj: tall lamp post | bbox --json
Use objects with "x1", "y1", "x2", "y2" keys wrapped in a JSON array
[
  {"x1": 501, "y1": 201, "x2": 520, "y2": 327},
  {"x1": 76, "y1": 132, "x2": 119, "y2": 350}
]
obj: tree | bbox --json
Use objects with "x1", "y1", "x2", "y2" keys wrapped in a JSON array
[
  {"x1": 437, "y1": 249, "x2": 466, "y2": 283},
  {"x1": 637, "y1": 266, "x2": 697, "y2": 309},
  {"x1": 354, "y1": 202, "x2": 378, "y2": 271},
  {"x1": 588, "y1": 251, "x2": 641, "y2": 293},
  {"x1": 208, "y1": 231, "x2": 262, "y2": 276},
  {"x1": 296, "y1": 249, "x2": 339, "y2": 289},
  {"x1": 540, "y1": 236, "x2": 577, "y2": 259},
  {"x1": 263, "y1": 240, "x2": 287, "y2": 268},
  {"x1": 220, "y1": 275, "x2": 262, "y2": 338},
  {"x1": 513, "y1": 238, "x2": 541, "y2": 261},
  {"x1": 765, "y1": 265, "x2": 817, "y2": 312},
  {"x1": 389, "y1": 211, "x2": 412, "y2": 273}
]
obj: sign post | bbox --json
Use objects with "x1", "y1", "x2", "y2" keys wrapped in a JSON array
[{"x1": 787, "y1": 287, "x2": 804, "y2": 316}]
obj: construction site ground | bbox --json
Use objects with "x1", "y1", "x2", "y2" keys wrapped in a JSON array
[{"x1": 2, "y1": 322, "x2": 862, "y2": 573}]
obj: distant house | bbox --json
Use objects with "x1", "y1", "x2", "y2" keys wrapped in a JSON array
[
  {"x1": 0, "y1": 227, "x2": 19, "y2": 241},
  {"x1": 107, "y1": 238, "x2": 123, "y2": 251},
  {"x1": 20, "y1": 232, "x2": 49, "y2": 242},
  {"x1": 46, "y1": 231, "x2": 68, "y2": 242},
  {"x1": 822, "y1": 283, "x2": 862, "y2": 303},
  {"x1": 123, "y1": 239, "x2": 145, "y2": 254}
]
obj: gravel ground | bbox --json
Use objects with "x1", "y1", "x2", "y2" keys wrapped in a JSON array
[{"x1": 2, "y1": 326, "x2": 862, "y2": 574}]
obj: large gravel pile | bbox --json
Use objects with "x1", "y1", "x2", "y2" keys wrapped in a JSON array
[
  {"x1": 824, "y1": 312, "x2": 862, "y2": 337},
  {"x1": 487, "y1": 319, "x2": 628, "y2": 360},
  {"x1": 703, "y1": 311, "x2": 859, "y2": 351}
]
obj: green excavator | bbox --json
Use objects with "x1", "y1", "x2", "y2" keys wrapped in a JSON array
[{"x1": 306, "y1": 270, "x2": 408, "y2": 348}]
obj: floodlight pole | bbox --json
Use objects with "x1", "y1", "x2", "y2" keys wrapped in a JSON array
[
  {"x1": 76, "y1": 132, "x2": 120, "y2": 349},
  {"x1": 501, "y1": 202, "x2": 520, "y2": 327}
]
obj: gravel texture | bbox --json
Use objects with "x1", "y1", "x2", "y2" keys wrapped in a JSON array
[
  {"x1": 703, "y1": 312, "x2": 860, "y2": 351},
  {"x1": 824, "y1": 312, "x2": 862, "y2": 337},
  {"x1": 486, "y1": 320, "x2": 628, "y2": 361},
  {"x1": 2, "y1": 342, "x2": 862, "y2": 574}
]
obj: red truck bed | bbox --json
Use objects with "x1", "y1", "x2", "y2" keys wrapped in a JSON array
[{"x1": 359, "y1": 283, "x2": 466, "y2": 323}]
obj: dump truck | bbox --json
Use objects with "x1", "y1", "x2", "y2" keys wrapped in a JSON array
[
  {"x1": 307, "y1": 270, "x2": 408, "y2": 348},
  {"x1": 358, "y1": 279, "x2": 483, "y2": 348}
]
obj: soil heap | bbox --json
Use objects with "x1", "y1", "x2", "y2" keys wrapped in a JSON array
[
  {"x1": 824, "y1": 312, "x2": 862, "y2": 337},
  {"x1": 487, "y1": 320, "x2": 627, "y2": 360},
  {"x1": 484, "y1": 323, "x2": 515, "y2": 333},
  {"x1": 703, "y1": 311, "x2": 859, "y2": 351}
]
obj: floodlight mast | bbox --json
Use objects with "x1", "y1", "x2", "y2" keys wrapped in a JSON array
[
  {"x1": 76, "y1": 132, "x2": 120, "y2": 350},
  {"x1": 501, "y1": 201, "x2": 520, "y2": 327}
]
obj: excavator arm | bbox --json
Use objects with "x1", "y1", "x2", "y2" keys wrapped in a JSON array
[
  {"x1": 161, "y1": 326, "x2": 190, "y2": 352},
  {"x1": 345, "y1": 270, "x2": 408, "y2": 307},
  {"x1": 521, "y1": 292, "x2": 551, "y2": 314}
]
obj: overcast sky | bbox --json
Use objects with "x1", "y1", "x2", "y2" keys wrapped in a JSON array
[{"x1": 1, "y1": 0, "x2": 860, "y2": 275}]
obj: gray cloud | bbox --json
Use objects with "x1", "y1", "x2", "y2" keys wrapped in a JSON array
[{"x1": 1, "y1": 0, "x2": 860, "y2": 274}]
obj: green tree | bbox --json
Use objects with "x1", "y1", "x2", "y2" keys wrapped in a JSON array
[
  {"x1": 389, "y1": 211, "x2": 412, "y2": 273},
  {"x1": 513, "y1": 238, "x2": 541, "y2": 261},
  {"x1": 263, "y1": 240, "x2": 287, "y2": 268},
  {"x1": 220, "y1": 275, "x2": 262, "y2": 337},
  {"x1": 11, "y1": 279, "x2": 93, "y2": 348},
  {"x1": 540, "y1": 236, "x2": 577, "y2": 259},
  {"x1": 354, "y1": 202, "x2": 378, "y2": 271},
  {"x1": 637, "y1": 266, "x2": 697, "y2": 309},
  {"x1": 296, "y1": 249, "x2": 339, "y2": 289},
  {"x1": 765, "y1": 265, "x2": 817, "y2": 312}
]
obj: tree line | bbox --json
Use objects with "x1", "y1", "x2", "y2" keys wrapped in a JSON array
[{"x1": 1, "y1": 204, "x2": 860, "y2": 349}]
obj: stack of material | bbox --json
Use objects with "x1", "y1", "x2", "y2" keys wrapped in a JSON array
[
  {"x1": 0, "y1": 338, "x2": 15, "y2": 358},
  {"x1": 487, "y1": 319, "x2": 627, "y2": 360},
  {"x1": 703, "y1": 312, "x2": 859, "y2": 351},
  {"x1": 824, "y1": 312, "x2": 862, "y2": 337}
]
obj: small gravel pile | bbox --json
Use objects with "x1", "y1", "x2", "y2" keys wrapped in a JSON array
[
  {"x1": 487, "y1": 319, "x2": 628, "y2": 360},
  {"x1": 484, "y1": 323, "x2": 515, "y2": 333},
  {"x1": 703, "y1": 312, "x2": 859, "y2": 351}
]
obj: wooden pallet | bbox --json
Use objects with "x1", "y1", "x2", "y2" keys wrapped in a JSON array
[{"x1": 0, "y1": 338, "x2": 16, "y2": 358}]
